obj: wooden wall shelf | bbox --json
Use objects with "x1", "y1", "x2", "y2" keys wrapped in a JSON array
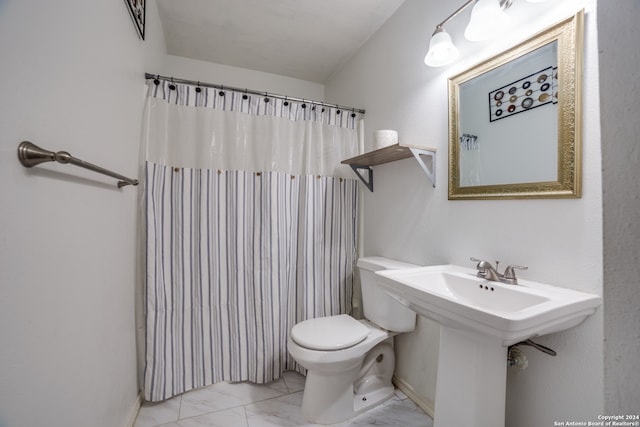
[{"x1": 341, "y1": 143, "x2": 436, "y2": 192}]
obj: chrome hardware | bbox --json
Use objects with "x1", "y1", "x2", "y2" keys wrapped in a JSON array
[
  {"x1": 470, "y1": 257, "x2": 501, "y2": 282},
  {"x1": 470, "y1": 257, "x2": 528, "y2": 285},
  {"x1": 18, "y1": 141, "x2": 138, "y2": 188},
  {"x1": 502, "y1": 264, "x2": 528, "y2": 285}
]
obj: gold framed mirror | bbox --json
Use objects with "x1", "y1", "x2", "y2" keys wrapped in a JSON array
[{"x1": 448, "y1": 10, "x2": 583, "y2": 200}]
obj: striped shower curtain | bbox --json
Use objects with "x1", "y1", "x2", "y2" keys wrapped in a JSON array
[{"x1": 141, "y1": 80, "x2": 362, "y2": 401}]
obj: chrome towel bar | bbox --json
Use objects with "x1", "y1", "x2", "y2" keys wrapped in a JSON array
[{"x1": 17, "y1": 141, "x2": 138, "y2": 188}]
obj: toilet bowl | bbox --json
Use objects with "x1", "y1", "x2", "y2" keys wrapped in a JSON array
[{"x1": 287, "y1": 256, "x2": 419, "y2": 424}]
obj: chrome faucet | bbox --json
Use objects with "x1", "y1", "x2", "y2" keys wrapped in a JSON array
[
  {"x1": 470, "y1": 257, "x2": 528, "y2": 285},
  {"x1": 471, "y1": 258, "x2": 502, "y2": 282}
]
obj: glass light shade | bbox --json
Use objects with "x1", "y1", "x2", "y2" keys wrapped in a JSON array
[
  {"x1": 424, "y1": 29, "x2": 459, "y2": 67},
  {"x1": 464, "y1": 0, "x2": 509, "y2": 41}
]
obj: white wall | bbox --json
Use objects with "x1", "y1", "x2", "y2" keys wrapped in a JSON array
[
  {"x1": 598, "y1": 0, "x2": 640, "y2": 413},
  {"x1": 326, "y1": 0, "x2": 604, "y2": 425},
  {"x1": 0, "y1": 1, "x2": 165, "y2": 426},
  {"x1": 162, "y1": 55, "x2": 325, "y2": 101}
]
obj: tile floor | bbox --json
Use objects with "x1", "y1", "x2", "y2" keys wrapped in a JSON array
[{"x1": 134, "y1": 371, "x2": 433, "y2": 427}]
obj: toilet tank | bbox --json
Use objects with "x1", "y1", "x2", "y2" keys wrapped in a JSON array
[{"x1": 357, "y1": 256, "x2": 418, "y2": 332}]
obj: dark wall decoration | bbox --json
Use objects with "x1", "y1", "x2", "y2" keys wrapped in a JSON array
[
  {"x1": 124, "y1": 0, "x2": 145, "y2": 40},
  {"x1": 488, "y1": 66, "x2": 557, "y2": 122}
]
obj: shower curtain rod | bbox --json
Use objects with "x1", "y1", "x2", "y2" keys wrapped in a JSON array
[{"x1": 145, "y1": 73, "x2": 366, "y2": 114}]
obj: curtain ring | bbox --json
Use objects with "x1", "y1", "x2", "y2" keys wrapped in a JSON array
[
  {"x1": 243, "y1": 88, "x2": 248, "y2": 100},
  {"x1": 195, "y1": 81, "x2": 201, "y2": 93},
  {"x1": 169, "y1": 77, "x2": 176, "y2": 91},
  {"x1": 219, "y1": 84, "x2": 225, "y2": 97},
  {"x1": 264, "y1": 92, "x2": 269, "y2": 103},
  {"x1": 283, "y1": 96, "x2": 289, "y2": 107}
]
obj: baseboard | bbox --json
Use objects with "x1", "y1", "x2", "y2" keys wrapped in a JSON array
[
  {"x1": 125, "y1": 393, "x2": 142, "y2": 427},
  {"x1": 392, "y1": 375, "x2": 435, "y2": 419}
]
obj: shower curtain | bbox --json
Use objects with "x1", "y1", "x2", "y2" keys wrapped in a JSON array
[{"x1": 141, "y1": 80, "x2": 362, "y2": 402}]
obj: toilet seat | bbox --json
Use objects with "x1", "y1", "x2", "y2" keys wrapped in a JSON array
[{"x1": 291, "y1": 314, "x2": 369, "y2": 351}]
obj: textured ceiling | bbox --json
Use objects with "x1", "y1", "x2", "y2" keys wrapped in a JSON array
[{"x1": 157, "y1": 0, "x2": 405, "y2": 83}]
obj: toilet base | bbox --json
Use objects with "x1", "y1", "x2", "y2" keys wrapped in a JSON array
[
  {"x1": 300, "y1": 340, "x2": 396, "y2": 424},
  {"x1": 301, "y1": 371, "x2": 396, "y2": 425},
  {"x1": 301, "y1": 366, "x2": 360, "y2": 424}
]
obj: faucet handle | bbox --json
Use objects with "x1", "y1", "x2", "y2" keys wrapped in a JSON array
[
  {"x1": 470, "y1": 257, "x2": 494, "y2": 265},
  {"x1": 503, "y1": 264, "x2": 528, "y2": 283},
  {"x1": 469, "y1": 257, "x2": 489, "y2": 272},
  {"x1": 470, "y1": 257, "x2": 500, "y2": 269}
]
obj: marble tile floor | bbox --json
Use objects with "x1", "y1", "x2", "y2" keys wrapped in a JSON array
[{"x1": 134, "y1": 371, "x2": 433, "y2": 427}]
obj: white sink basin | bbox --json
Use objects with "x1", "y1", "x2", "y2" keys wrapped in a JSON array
[{"x1": 376, "y1": 264, "x2": 601, "y2": 346}]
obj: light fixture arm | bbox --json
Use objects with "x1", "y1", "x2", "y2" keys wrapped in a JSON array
[
  {"x1": 433, "y1": 0, "x2": 513, "y2": 34},
  {"x1": 432, "y1": 0, "x2": 513, "y2": 34},
  {"x1": 433, "y1": 0, "x2": 477, "y2": 34}
]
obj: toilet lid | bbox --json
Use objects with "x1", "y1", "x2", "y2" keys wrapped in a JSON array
[{"x1": 291, "y1": 314, "x2": 369, "y2": 351}]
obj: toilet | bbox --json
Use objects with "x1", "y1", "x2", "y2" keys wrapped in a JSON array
[{"x1": 287, "y1": 256, "x2": 419, "y2": 424}]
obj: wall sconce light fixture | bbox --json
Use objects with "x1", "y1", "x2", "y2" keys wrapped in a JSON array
[{"x1": 424, "y1": 0, "x2": 546, "y2": 67}]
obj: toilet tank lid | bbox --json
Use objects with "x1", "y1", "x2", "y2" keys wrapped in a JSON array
[
  {"x1": 357, "y1": 256, "x2": 419, "y2": 272},
  {"x1": 290, "y1": 314, "x2": 369, "y2": 351}
]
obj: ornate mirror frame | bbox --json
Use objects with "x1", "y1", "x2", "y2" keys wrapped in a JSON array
[{"x1": 448, "y1": 10, "x2": 583, "y2": 200}]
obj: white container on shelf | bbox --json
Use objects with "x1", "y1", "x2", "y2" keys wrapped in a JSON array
[{"x1": 373, "y1": 130, "x2": 398, "y2": 150}]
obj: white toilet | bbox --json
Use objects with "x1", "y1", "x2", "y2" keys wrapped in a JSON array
[{"x1": 287, "y1": 256, "x2": 418, "y2": 424}]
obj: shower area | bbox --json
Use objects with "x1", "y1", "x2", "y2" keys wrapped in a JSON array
[{"x1": 139, "y1": 75, "x2": 365, "y2": 402}]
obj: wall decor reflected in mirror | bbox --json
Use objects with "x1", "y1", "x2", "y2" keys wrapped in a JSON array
[{"x1": 448, "y1": 10, "x2": 583, "y2": 200}]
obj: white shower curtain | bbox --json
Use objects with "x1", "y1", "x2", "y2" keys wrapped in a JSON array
[{"x1": 141, "y1": 80, "x2": 362, "y2": 401}]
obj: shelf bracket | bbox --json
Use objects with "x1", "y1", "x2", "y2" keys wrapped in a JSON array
[
  {"x1": 410, "y1": 148, "x2": 436, "y2": 188},
  {"x1": 349, "y1": 164, "x2": 374, "y2": 192}
]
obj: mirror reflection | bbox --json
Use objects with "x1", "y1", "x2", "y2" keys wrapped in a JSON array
[
  {"x1": 448, "y1": 11, "x2": 583, "y2": 200},
  {"x1": 458, "y1": 42, "x2": 558, "y2": 187}
]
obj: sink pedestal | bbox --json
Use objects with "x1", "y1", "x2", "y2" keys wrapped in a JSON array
[{"x1": 434, "y1": 327, "x2": 507, "y2": 427}]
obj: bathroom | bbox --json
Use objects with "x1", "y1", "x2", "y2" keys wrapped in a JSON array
[{"x1": 0, "y1": 0, "x2": 638, "y2": 426}]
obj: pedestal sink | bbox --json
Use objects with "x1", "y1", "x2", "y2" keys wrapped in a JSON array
[{"x1": 375, "y1": 265, "x2": 601, "y2": 427}]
